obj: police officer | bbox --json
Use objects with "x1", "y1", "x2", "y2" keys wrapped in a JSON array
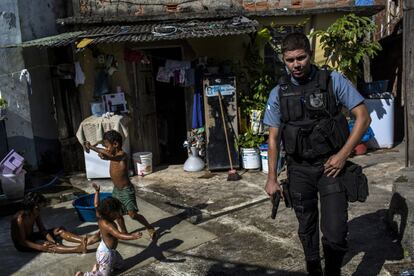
[{"x1": 263, "y1": 33, "x2": 371, "y2": 276}]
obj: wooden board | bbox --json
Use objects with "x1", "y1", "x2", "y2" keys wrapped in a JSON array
[
  {"x1": 404, "y1": 3, "x2": 414, "y2": 166},
  {"x1": 203, "y1": 76, "x2": 239, "y2": 171}
]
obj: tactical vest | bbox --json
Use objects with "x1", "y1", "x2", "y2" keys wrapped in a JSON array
[{"x1": 279, "y1": 68, "x2": 350, "y2": 160}]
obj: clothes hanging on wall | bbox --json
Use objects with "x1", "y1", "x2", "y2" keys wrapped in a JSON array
[
  {"x1": 156, "y1": 60, "x2": 195, "y2": 86},
  {"x1": 192, "y1": 91, "x2": 203, "y2": 129},
  {"x1": 74, "y1": 62, "x2": 85, "y2": 87},
  {"x1": 94, "y1": 69, "x2": 110, "y2": 98},
  {"x1": 19, "y1": 69, "x2": 32, "y2": 95},
  {"x1": 165, "y1": 60, "x2": 191, "y2": 70}
]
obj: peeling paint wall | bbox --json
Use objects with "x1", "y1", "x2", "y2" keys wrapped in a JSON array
[
  {"x1": 0, "y1": 0, "x2": 68, "y2": 170},
  {"x1": 0, "y1": 0, "x2": 37, "y2": 166}
]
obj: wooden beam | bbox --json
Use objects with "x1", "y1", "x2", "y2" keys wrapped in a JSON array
[{"x1": 403, "y1": 0, "x2": 414, "y2": 166}]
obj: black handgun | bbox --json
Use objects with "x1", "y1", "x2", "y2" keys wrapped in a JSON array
[
  {"x1": 271, "y1": 192, "x2": 281, "y2": 219},
  {"x1": 271, "y1": 180, "x2": 291, "y2": 220}
]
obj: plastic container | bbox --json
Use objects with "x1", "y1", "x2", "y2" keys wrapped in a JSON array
[
  {"x1": 90, "y1": 102, "x2": 104, "y2": 117},
  {"x1": 133, "y1": 152, "x2": 153, "y2": 176},
  {"x1": 259, "y1": 143, "x2": 285, "y2": 175},
  {"x1": 260, "y1": 151, "x2": 269, "y2": 174},
  {"x1": 365, "y1": 97, "x2": 394, "y2": 148},
  {"x1": 0, "y1": 169, "x2": 26, "y2": 199},
  {"x1": 241, "y1": 148, "x2": 261, "y2": 169},
  {"x1": 72, "y1": 192, "x2": 112, "y2": 222}
]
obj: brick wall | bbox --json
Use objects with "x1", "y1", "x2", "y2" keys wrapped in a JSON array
[{"x1": 73, "y1": 0, "x2": 355, "y2": 17}]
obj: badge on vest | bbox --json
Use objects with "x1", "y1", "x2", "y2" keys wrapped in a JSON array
[{"x1": 309, "y1": 93, "x2": 324, "y2": 109}]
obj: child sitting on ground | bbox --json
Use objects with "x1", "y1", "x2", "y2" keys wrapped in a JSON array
[
  {"x1": 84, "y1": 130, "x2": 156, "y2": 240},
  {"x1": 10, "y1": 192, "x2": 99, "y2": 253},
  {"x1": 76, "y1": 185, "x2": 142, "y2": 276}
]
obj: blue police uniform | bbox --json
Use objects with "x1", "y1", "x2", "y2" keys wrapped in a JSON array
[{"x1": 264, "y1": 65, "x2": 365, "y2": 275}]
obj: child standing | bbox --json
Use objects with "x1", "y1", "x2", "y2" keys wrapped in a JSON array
[
  {"x1": 84, "y1": 130, "x2": 156, "y2": 239},
  {"x1": 76, "y1": 185, "x2": 142, "y2": 276}
]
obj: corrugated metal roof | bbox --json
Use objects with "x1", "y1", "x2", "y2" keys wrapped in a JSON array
[
  {"x1": 2, "y1": 18, "x2": 257, "y2": 48},
  {"x1": 2, "y1": 31, "x2": 85, "y2": 48}
]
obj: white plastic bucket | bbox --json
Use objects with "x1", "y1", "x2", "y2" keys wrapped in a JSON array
[
  {"x1": 0, "y1": 169, "x2": 26, "y2": 199},
  {"x1": 260, "y1": 151, "x2": 268, "y2": 174},
  {"x1": 133, "y1": 152, "x2": 153, "y2": 176},
  {"x1": 241, "y1": 148, "x2": 261, "y2": 169}
]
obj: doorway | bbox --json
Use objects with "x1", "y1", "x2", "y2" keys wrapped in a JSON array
[{"x1": 149, "y1": 47, "x2": 188, "y2": 164}]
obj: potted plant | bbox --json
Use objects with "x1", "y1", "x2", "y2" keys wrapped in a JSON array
[
  {"x1": 0, "y1": 97, "x2": 7, "y2": 120},
  {"x1": 236, "y1": 130, "x2": 265, "y2": 169},
  {"x1": 240, "y1": 74, "x2": 276, "y2": 134}
]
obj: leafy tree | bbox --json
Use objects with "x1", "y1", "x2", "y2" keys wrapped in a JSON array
[{"x1": 311, "y1": 13, "x2": 382, "y2": 83}]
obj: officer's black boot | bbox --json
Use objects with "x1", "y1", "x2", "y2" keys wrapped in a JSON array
[
  {"x1": 306, "y1": 259, "x2": 323, "y2": 276},
  {"x1": 323, "y1": 245, "x2": 345, "y2": 276}
]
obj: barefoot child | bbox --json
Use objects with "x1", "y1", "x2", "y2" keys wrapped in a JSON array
[
  {"x1": 76, "y1": 187, "x2": 142, "y2": 276},
  {"x1": 10, "y1": 192, "x2": 94, "y2": 253},
  {"x1": 84, "y1": 130, "x2": 156, "y2": 239}
]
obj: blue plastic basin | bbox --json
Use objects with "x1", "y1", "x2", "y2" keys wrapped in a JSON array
[{"x1": 72, "y1": 192, "x2": 112, "y2": 222}]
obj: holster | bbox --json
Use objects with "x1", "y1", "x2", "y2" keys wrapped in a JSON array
[
  {"x1": 339, "y1": 161, "x2": 369, "y2": 203},
  {"x1": 280, "y1": 179, "x2": 292, "y2": 208},
  {"x1": 318, "y1": 161, "x2": 369, "y2": 203}
]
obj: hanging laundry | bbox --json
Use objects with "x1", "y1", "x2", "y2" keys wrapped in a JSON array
[
  {"x1": 192, "y1": 91, "x2": 203, "y2": 129},
  {"x1": 74, "y1": 62, "x2": 85, "y2": 87},
  {"x1": 184, "y1": 69, "x2": 195, "y2": 87},
  {"x1": 165, "y1": 59, "x2": 191, "y2": 70},
  {"x1": 19, "y1": 69, "x2": 32, "y2": 95},
  {"x1": 124, "y1": 49, "x2": 144, "y2": 63},
  {"x1": 156, "y1": 67, "x2": 172, "y2": 83},
  {"x1": 94, "y1": 69, "x2": 110, "y2": 98}
]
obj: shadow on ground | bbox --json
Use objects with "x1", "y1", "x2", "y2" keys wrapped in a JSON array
[
  {"x1": 344, "y1": 209, "x2": 404, "y2": 276},
  {"x1": 119, "y1": 202, "x2": 209, "y2": 273},
  {"x1": 0, "y1": 204, "x2": 91, "y2": 275},
  {"x1": 206, "y1": 263, "x2": 306, "y2": 276}
]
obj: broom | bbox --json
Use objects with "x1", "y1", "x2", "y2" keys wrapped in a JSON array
[{"x1": 217, "y1": 91, "x2": 241, "y2": 181}]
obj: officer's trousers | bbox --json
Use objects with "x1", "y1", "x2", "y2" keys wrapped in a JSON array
[{"x1": 288, "y1": 161, "x2": 348, "y2": 261}]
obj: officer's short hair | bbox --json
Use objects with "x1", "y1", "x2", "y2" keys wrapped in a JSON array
[{"x1": 281, "y1": 33, "x2": 311, "y2": 54}]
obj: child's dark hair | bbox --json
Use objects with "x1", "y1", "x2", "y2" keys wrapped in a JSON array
[
  {"x1": 103, "y1": 130, "x2": 123, "y2": 147},
  {"x1": 97, "y1": 197, "x2": 123, "y2": 220},
  {"x1": 22, "y1": 192, "x2": 46, "y2": 212},
  {"x1": 281, "y1": 33, "x2": 311, "y2": 54}
]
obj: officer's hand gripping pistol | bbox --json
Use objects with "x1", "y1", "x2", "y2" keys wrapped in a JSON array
[{"x1": 271, "y1": 180, "x2": 291, "y2": 220}]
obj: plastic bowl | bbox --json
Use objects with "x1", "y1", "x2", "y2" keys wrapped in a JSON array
[{"x1": 72, "y1": 192, "x2": 112, "y2": 222}]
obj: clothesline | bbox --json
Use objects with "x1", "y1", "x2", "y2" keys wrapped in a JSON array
[
  {"x1": 0, "y1": 63, "x2": 74, "y2": 79},
  {"x1": 0, "y1": 51, "x2": 206, "y2": 81}
]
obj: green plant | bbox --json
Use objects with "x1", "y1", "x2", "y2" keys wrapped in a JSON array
[
  {"x1": 0, "y1": 98, "x2": 7, "y2": 108},
  {"x1": 236, "y1": 130, "x2": 265, "y2": 149},
  {"x1": 310, "y1": 13, "x2": 382, "y2": 83},
  {"x1": 240, "y1": 74, "x2": 276, "y2": 117}
]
